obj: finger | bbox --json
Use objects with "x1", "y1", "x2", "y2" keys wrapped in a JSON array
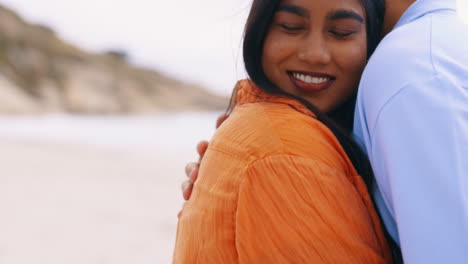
[
  {"x1": 197, "y1": 141, "x2": 209, "y2": 157},
  {"x1": 189, "y1": 166, "x2": 199, "y2": 183},
  {"x1": 183, "y1": 186, "x2": 193, "y2": 201},
  {"x1": 216, "y1": 113, "x2": 229, "y2": 129},
  {"x1": 182, "y1": 181, "x2": 194, "y2": 201},
  {"x1": 185, "y1": 162, "x2": 199, "y2": 178},
  {"x1": 177, "y1": 209, "x2": 183, "y2": 219},
  {"x1": 178, "y1": 203, "x2": 187, "y2": 219},
  {"x1": 181, "y1": 180, "x2": 192, "y2": 193}
]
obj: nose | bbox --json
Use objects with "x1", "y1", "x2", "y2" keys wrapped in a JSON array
[{"x1": 297, "y1": 33, "x2": 331, "y2": 65}]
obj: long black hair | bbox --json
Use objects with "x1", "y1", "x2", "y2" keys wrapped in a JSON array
[
  {"x1": 240, "y1": 0, "x2": 403, "y2": 262},
  {"x1": 242, "y1": 0, "x2": 383, "y2": 196}
]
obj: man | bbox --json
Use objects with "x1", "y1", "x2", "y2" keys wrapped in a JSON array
[
  {"x1": 183, "y1": 0, "x2": 468, "y2": 262},
  {"x1": 354, "y1": 0, "x2": 468, "y2": 263}
]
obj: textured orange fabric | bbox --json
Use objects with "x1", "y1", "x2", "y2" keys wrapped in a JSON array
[{"x1": 174, "y1": 80, "x2": 392, "y2": 263}]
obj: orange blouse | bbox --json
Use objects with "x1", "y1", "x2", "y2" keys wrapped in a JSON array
[{"x1": 174, "y1": 80, "x2": 392, "y2": 263}]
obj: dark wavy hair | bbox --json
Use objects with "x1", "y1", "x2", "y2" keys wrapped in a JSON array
[{"x1": 239, "y1": 0, "x2": 402, "y2": 262}]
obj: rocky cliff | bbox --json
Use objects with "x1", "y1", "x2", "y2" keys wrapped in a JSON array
[{"x1": 0, "y1": 5, "x2": 228, "y2": 114}]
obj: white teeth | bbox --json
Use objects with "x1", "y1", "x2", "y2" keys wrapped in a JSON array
[{"x1": 293, "y1": 73, "x2": 330, "y2": 84}]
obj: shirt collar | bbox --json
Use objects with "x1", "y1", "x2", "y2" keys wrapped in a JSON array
[
  {"x1": 395, "y1": 0, "x2": 457, "y2": 29},
  {"x1": 233, "y1": 79, "x2": 316, "y2": 118}
]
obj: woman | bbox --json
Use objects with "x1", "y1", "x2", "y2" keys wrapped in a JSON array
[{"x1": 174, "y1": 0, "x2": 393, "y2": 263}]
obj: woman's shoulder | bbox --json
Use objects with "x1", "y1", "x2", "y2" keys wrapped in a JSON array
[
  {"x1": 210, "y1": 102, "x2": 346, "y2": 169},
  {"x1": 259, "y1": 103, "x2": 347, "y2": 164},
  {"x1": 208, "y1": 102, "x2": 286, "y2": 163}
]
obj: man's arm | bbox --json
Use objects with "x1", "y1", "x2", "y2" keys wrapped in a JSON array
[{"x1": 362, "y1": 76, "x2": 468, "y2": 263}]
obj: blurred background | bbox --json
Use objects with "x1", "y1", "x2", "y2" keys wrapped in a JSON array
[{"x1": 0, "y1": 0, "x2": 466, "y2": 263}]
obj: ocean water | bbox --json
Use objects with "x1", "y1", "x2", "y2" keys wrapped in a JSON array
[
  {"x1": 0, "y1": 113, "x2": 222, "y2": 264},
  {"x1": 0, "y1": 112, "x2": 221, "y2": 151}
]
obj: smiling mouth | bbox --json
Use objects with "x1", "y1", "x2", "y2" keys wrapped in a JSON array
[{"x1": 288, "y1": 71, "x2": 336, "y2": 91}]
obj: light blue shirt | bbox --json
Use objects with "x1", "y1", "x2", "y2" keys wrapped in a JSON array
[{"x1": 354, "y1": 0, "x2": 468, "y2": 263}]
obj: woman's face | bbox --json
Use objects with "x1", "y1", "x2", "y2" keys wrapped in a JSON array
[{"x1": 262, "y1": 0, "x2": 368, "y2": 113}]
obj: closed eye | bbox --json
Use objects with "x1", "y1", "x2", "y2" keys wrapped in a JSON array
[
  {"x1": 278, "y1": 24, "x2": 305, "y2": 31},
  {"x1": 330, "y1": 30, "x2": 355, "y2": 38}
]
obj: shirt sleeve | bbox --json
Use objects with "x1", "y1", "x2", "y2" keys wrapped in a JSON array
[
  {"x1": 234, "y1": 154, "x2": 389, "y2": 264},
  {"x1": 367, "y1": 76, "x2": 468, "y2": 263}
]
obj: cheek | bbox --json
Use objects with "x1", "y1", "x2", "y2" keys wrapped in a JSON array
[
  {"x1": 336, "y1": 38, "x2": 368, "y2": 79},
  {"x1": 262, "y1": 31, "x2": 294, "y2": 77}
]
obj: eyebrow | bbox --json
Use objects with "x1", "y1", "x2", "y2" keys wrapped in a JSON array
[
  {"x1": 327, "y1": 9, "x2": 364, "y2": 23},
  {"x1": 277, "y1": 4, "x2": 310, "y2": 18}
]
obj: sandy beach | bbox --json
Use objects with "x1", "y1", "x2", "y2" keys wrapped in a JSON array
[{"x1": 0, "y1": 114, "x2": 217, "y2": 264}]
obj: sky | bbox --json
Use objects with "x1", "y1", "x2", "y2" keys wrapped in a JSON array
[{"x1": 0, "y1": 0, "x2": 467, "y2": 96}]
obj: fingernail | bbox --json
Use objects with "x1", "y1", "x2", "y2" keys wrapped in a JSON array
[
  {"x1": 185, "y1": 163, "x2": 196, "y2": 175},
  {"x1": 182, "y1": 181, "x2": 191, "y2": 191},
  {"x1": 183, "y1": 185, "x2": 193, "y2": 200},
  {"x1": 189, "y1": 169, "x2": 198, "y2": 182}
]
